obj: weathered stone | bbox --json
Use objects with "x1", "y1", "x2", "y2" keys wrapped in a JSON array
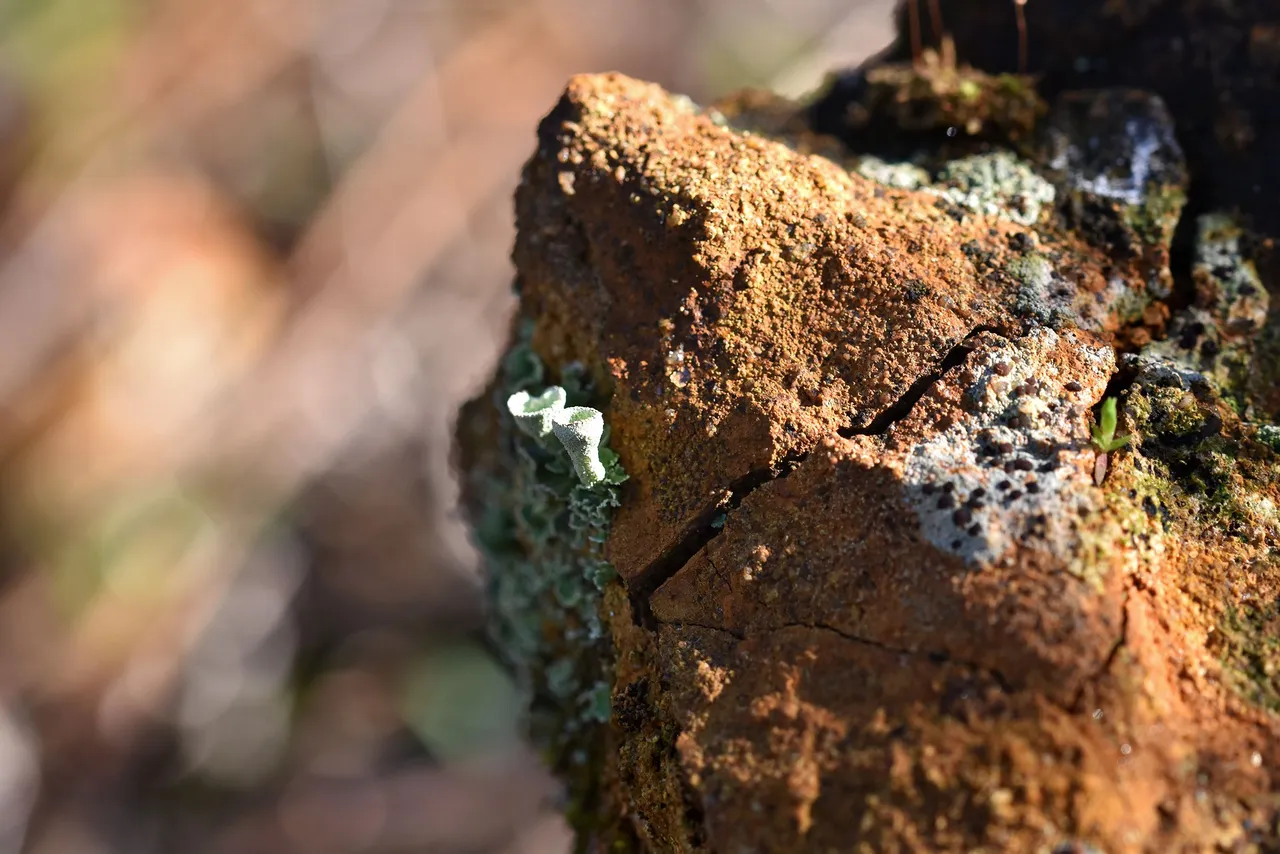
[
  {"x1": 1040, "y1": 89, "x2": 1187, "y2": 301},
  {"x1": 458, "y1": 59, "x2": 1280, "y2": 852}
]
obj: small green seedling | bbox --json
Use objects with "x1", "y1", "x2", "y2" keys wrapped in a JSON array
[{"x1": 1090, "y1": 397, "x2": 1130, "y2": 453}]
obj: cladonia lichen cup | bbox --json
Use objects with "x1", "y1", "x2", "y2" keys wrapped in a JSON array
[
  {"x1": 506, "y1": 386, "x2": 567, "y2": 440},
  {"x1": 552, "y1": 406, "x2": 607, "y2": 486}
]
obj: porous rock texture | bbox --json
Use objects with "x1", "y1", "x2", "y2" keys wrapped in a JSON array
[{"x1": 458, "y1": 48, "x2": 1280, "y2": 854}]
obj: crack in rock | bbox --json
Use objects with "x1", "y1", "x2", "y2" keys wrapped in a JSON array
[
  {"x1": 664, "y1": 619, "x2": 1019, "y2": 697},
  {"x1": 799, "y1": 622, "x2": 1017, "y2": 695},
  {"x1": 631, "y1": 328, "x2": 996, "y2": 609},
  {"x1": 1073, "y1": 582, "x2": 1131, "y2": 712}
]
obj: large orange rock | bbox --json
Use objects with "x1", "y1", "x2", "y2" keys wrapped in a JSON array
[{"x1": 458, "y1": 68, "x2": 1280, "y2": 852}]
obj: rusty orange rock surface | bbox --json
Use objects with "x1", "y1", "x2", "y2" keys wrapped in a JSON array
[{"x1": 460, "y1": 69, "x2": 1280, "y2": 852}]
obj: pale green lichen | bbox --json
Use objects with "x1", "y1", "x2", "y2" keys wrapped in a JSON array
[
  {"x1": 507, "y1": 386, "x2": 568, "y2": 440},
  {"x1": 935, "y1": 151, "x2": 1056, "y2": 226},
  {"x1": 506, "y1": 388, "x2": 610, "y2": 487},
  {"x1": 552, "y1": 406, "x2": 608, "y2": 487},
  {"x1": 1008, "y1": 252, "x2": 1076, "y2": 329},
  {"x1": 852, "y1": 150, "x2": 1055, "y2": 227},
  {"x1": 853, "y1": 155, "x2": 930, "y2": 190},
  {"x1": 471, "y1": 321, "x2": 627, "y2": 826}
]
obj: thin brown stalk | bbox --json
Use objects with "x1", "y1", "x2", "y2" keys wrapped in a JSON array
[
  {"x1": 1015, "y1": 0, "x2": 1029, "y2": 74},
  {"x1": 908, "y1": 0, "x2": 923, "y2": 63},
  {"x1": 927, "y1": 0, "x2": 944, "y2": 43}
]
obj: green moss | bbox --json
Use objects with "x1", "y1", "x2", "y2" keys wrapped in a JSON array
[
  {"x1": 1214, "y1": 599, "x2": 1280, "y2": 713},
  {"x1": 612, "y1": 691, "x2": 705, "y2": 852},
  {"x1": 1074, "y1": 457, "x2": 1173, "y2": 592},
  {"x1": 1123, "y1": 383, "x2": 1237, "y2": 508},
  {"x1": 472, "y1": 320, "x2": 628, "y2": 835},
  {"x1": 1116, "y1": 359, "x2": 1280, "y2": 545},
  {"x1": 1094, "y1": 386, "x2": 1280, "y2": 715},
  {"x1": 1258, "y1": 425, "x2": 1280, "y2": 454},
  {"x1": 1119, "y1": 180, "x2": 1187, "y2": 250},
  {"x1": 846, "y1": 51, "x2": 1045, "y2": 142},
  {"x1": 1130, "y1": 386, "x2": 1207, "y2": 443}
]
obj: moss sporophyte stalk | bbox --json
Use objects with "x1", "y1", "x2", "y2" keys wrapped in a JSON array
[{"x1": 471, "y1": 324, "x2": 626, "y2": 822}]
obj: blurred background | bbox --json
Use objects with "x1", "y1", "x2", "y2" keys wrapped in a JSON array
[{"x1": 0, "y1": 1, "x2": 893, "y2": 851}]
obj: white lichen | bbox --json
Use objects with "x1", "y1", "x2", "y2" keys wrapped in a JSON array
[
  {"x1": 1143, "y1": 213, "x2": 1269, "y2": 392},
  {"x1": 854, "y1": 155, "x2": 931, "y2": 190},
  {"x1": 1050, "y1": 117, "x2": 1164, "y2": 207},
  {"x1": 853, "y1": 150, "x2": 1056, "y2": 227},
  {"x1": 901, "y1": 328, "x2": 1114, "y2": 574},
  {"x1": 935, "y1": 151, "x2": 1056, "y2": 226}
]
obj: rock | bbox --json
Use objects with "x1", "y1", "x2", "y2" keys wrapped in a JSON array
[
  {"x1": 1040, "y1": 89, "x2": 1188, "y2": 301},
  {"x1": 457, "y1": 63, "x2": 1280, "y2": 852},
  {"x1": 814, "y1": 0, "x2": 1280, "y2": 240}
]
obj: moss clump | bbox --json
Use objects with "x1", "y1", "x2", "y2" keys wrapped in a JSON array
[
  {"x1": 1122, "y1": 381, "x2": 1237, "y2": 508},
  {"x1": 470, "y1": 322, "x2": 628, "y2": 833},
  {"x1": 842, "y1": 42, "x2": 1044, "y2": 141},
  {"x1": 1126, "y1": 384, "x2": 1214, "y2": 445},
  {"x1": 611, "y1": 674, "x2": 706, "y2": 852},
  {"x1": 1114, "y1": 376, "x2": 1280, "y2": 716},
  {"x1": 1120, "y1": 180, "x2": 1187, "y2": 252},
  {"x1": 1213, "y1": 599, "x2": 1280, "y2": 713},
  {"x1": 1258, "y1": 425, "x2": 1280, "y2": 454}
]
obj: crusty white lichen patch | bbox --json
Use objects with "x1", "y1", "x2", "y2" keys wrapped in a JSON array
[
  {"x1": 935, "y1": 151, "x2": 1057, "y2": 227},
  {"x1": 1007, "y1": 251, "x2": 1124, "y2": 333},
  {"x1": 852, "y1": 150, "x2": 1056, "y2": 227},
  {"x1": 899, "y1": 328, "x2": 1115, "y2": 569},
  {"x1": 853, "y1": 155, "x2": 931, "y2": 190}
]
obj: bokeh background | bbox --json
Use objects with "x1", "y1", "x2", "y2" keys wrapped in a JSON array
[{"x1": 0, "y1": 1, "x2": 893, "y2": 851}]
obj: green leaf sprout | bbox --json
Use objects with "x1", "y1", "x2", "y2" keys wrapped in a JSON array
[{"x1": 1090, "y1": 397, "x2": 1131, "y2": 453}]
